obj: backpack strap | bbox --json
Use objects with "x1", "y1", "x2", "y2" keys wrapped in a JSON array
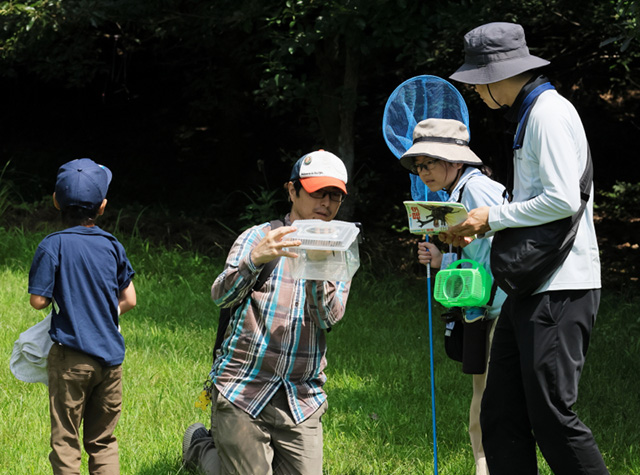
[
  {"x1": 510, "y1": 92, "x2": 593, "y2": 239},
  {"x1": 456, "y1": 181, "x2": 500, "y2": 310},
  {"x1": 213, "y1": 219, "x2": 284, "y2": 362},
  {"x1": 455, "y1": 183, "x2": 467, "y2": 262},
  {"x1": 253, "y1": 219, "x2": 284, "y2": 289}
]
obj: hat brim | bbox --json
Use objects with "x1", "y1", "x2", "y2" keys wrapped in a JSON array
[
  {"x1": 450, "y1": 56, "x2": 550, "y2": 85},
  {"x1": 101, "y1": 165, "x2": 113, "y2": 186},
  {"x1": 300, "y1": 176, "x2": 347, "y2": 194},
  {"x1": 400, "y1": 142, "x2": 483, "y2": 172}
]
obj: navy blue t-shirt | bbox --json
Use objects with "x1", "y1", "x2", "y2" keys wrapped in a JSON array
[{"x1": 28, "y1": 226, "x2": 135, "y2": 366}]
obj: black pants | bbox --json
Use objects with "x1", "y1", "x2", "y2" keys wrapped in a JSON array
[{"x1": 481, "y1": 289, "x2": 609, "y2": 475}]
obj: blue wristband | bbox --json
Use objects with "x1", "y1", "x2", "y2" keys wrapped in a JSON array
[{"x1": 464, "y1": 307, "x2": 485, "y2": 323}]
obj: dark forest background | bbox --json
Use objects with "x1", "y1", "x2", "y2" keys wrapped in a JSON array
[{"x1": 1, "y1": 0, "x2": 639, "y2": 283}]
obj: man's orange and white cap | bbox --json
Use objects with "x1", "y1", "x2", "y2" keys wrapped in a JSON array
[{"x1": 290, "y1": 150, "x2": 348, "y2": 194}]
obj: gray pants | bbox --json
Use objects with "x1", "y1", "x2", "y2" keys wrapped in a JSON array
[
  {"x1": 183, "y1": 433, "x2": 222, "y2": 475},
  {"x1": 185, "y1": 387, "x2": 327, "y2": 475}
]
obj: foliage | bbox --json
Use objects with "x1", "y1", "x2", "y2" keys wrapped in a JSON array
[
  {"x1": 1, "y1": 0, "x2": 114, "y2": 85},
  {"x1": 596, "y1": 181, "x2": 640, "y2": 219},
  {"x1": 1, "y1": 0, "x2": 639, "y2": 221},
  {"x1": 5, "y1": 0, "x2": 635, "y2": 92},
  {"x1": 236, "y1": 186, "x2": 287, "y2": 230},
  {"x1": 600, "y1": 0, "x2": 640, "y2": 52},
  {"x1": 242, "y1": 0, "x2": 471, "y2": 181}
]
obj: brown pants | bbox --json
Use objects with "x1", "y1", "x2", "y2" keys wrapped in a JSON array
[{"x1": 47, "y1": 344, "x2": 122, "y2": 475}]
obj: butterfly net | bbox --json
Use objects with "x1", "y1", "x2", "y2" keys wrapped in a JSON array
[{"x1": 382, "y1": 75, "x2": 469, "y2": 200}]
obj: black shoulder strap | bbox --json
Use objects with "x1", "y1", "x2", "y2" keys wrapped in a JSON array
[
  {"x1": 253, "y1": 219, "x2": 284, "y2": 290},
  {"x1": 566, "y1": 146, "x2": 593, "y2": 238},
  {"x1": 455, "y1": 183, "x2": 467, "y2": 262},
  {"x1": 213, "y1": 219, "x2": 284, "y2": 361}
]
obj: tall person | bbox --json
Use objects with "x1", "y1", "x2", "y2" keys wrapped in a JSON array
[{"x1": 446, "y1": 22, "x2": 608, "y2": 474}]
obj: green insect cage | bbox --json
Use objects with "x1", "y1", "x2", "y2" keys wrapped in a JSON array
[{"x1": 433, "y1": 259, "x2": 492, "y2": 308}]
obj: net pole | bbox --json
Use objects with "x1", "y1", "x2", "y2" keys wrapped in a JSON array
[{"x1": 425, "y1": 235, "x2": 439, "y2": 474}]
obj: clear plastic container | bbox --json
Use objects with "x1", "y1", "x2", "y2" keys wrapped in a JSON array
[{"x1": 287, "y1": 219, "x2": 360, "y2": 281}]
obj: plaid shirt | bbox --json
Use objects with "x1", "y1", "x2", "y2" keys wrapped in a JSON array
[{"x1": 210, "y1": 215, "x2": 351, "y2": 424}]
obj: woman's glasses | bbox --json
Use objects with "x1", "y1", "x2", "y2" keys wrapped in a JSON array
[{"x1": 411, "y1": 158, "x2": 439, "y2": 174}]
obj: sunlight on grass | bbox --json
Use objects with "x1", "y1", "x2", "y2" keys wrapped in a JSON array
[{"x1": 1, "y1": 227, "x2": 639, "y2": 474}]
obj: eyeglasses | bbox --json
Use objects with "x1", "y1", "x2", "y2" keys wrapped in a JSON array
[
  {"x1": 308, "y1": 189, "x2": 346, "y2": 203},
  {"x1": 411, "y1": 158, "x2": 439, "y2": 174}
]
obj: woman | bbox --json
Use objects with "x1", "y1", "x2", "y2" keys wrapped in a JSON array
[{"x1": 400, "y1": 118, "x2": 506, "y2": 475}]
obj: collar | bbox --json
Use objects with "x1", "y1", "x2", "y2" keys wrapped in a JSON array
[
  {"x1": 49, "y1": 225, "x2": 119, "y2": 243},
  {"x1": 448, "y1": 167, "x2": 482, "y2": 202},
  {"x1": 503, "y1": 75, "x2": 552, "y2": 124},
  {"x1": 54, "y1": 225, "x2": 106, "y2": 235},
  {"x1": 508, "y1": 76, "x2": 556, "y2": 150}
]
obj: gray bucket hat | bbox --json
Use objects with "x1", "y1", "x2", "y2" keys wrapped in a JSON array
[
  {"x1": 450, "y1": 22, "x2": 550, "y2": 85},
  {"x1": 400, "y1": 118, "x2": 483, "y2": 173}
]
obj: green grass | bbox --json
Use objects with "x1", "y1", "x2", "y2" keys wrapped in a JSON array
[{"x1": 1, "y1": 226, "x2": 639, "y2": 474}]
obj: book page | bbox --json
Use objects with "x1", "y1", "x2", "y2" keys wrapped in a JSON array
[{"x1": 403, "y1": 201, "x2": 469, "y2": 235}]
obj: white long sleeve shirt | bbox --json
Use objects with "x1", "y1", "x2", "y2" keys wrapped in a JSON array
[{"x1": 488, "y1": 89, "x2": 601, "y2": 293}]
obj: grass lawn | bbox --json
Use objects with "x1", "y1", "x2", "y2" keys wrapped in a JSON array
[{"x1": 1, "y1": 226, "x2": 639, "y2": 474}]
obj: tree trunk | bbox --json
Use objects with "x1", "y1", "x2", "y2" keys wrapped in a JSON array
[
  {"x1": 314, "y1": 37, "x2": 359, "y2": 220},
  {"x1": 336, "y1": 47, "x2": 359, "y2": 220}
]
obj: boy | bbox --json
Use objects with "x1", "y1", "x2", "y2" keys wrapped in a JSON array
[{"x1": 29, "y1": 158, "x2": 136, "y2": 474}]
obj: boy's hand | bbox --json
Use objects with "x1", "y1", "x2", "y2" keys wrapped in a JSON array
[
  {"x1": 118, "y1": 281, "x2": 137, "y2": 315},
  {"x1": 29, "y1": 294, "x2": 51, "y2": 310},
  {"x1": 251, "y1": 226, "x2": 303, "y2": 266}
]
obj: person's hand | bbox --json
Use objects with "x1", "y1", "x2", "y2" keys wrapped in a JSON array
[
  {"x1": 251, "y1": 226, "x2": 302, "y2": 266},
  {"x1": 29, "y1": 294, "x2": 51, "y2": 310},
  {"x1": 418, "y1": 240, "x2": 443, "y2": 268},
  {"x1": 437, "y1": 232, "x2": 475, "y2": 248},
  {"x1": 446, "y1": 206, "x2": 492, "y2": 240}
]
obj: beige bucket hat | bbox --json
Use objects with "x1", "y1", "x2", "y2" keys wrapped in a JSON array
[{"x1": 400, "y1": 119, "x2": 483, "y2": 173}]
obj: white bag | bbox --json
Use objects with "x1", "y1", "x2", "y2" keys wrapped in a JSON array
[{"x1": 10, "y1": 313, "x2": 54, "y2": 385}]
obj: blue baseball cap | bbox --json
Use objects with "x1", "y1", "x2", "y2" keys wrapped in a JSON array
[{"x1": 55, "y1": 158, "x2": 112, "y2": 209}]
